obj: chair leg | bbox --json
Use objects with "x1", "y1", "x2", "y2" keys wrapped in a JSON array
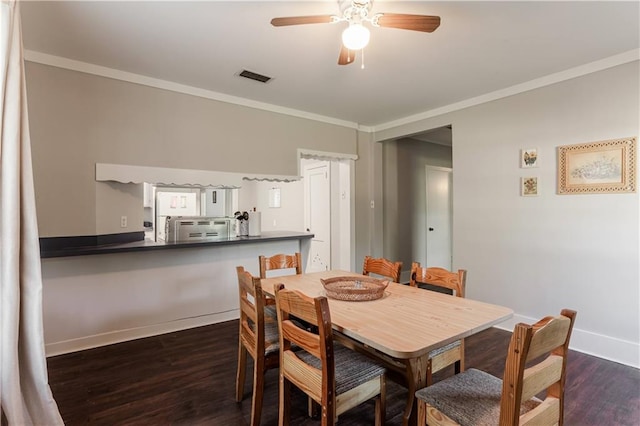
[
  {"x1": 375, "y1": 374, "x2": 386, "y2": 426},
  {"x1": 279, "y1": 374, "x2": 290, "y2": 426},
  {"x1": 417, "y1": 399, "x2": 427, "y2": 426},
  {"x1": 251, "y1": 356, "x2": 265, "y2": 426},
  {"x1": 308, "y1": 397, "x2": 320, "y2": 418},
  {"x1": 235, "y1": 343, "x2": 247, "y2": 402},
  {"x1": 321, "y1": 403, "x2": 336, "y2": 426}
]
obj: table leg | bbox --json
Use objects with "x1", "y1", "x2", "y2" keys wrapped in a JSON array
[{"x1": 402, "y1": 355, "x2": 429, "y2": 426}]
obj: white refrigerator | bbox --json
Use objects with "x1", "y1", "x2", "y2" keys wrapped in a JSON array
[{"x1": 155, "y1": 190, "x2": 200, "y2": 241}]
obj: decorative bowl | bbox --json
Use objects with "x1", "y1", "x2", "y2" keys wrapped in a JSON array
[{"x1": 320, "y1": 276, "x2": 388, "y2": 301}]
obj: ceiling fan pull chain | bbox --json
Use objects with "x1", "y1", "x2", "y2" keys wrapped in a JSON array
[{"x1": 361, "y1": 48, "x2": 365, "y2": 69}]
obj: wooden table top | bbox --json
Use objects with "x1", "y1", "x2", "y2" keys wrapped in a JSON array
[{"x1": 261, "y1": 270, "x2": 513, "y2": 359}]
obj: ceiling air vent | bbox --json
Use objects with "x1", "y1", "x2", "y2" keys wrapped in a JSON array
[{"x1": 238, "y1": 69, "x2": 272, "y2": 84}]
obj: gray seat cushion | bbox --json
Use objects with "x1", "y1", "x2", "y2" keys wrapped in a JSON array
[
  {"x1": 429, "y1": 339, "x2": 461, "y2": 358},
  {"x1": 415, "y1": 368, "x2": 539, "y2": 425},
  {"x1": 296, "y1": 343, "x2": 386, "y2": 395},
  {"x1": 259, "y1": 314, "x2": 312, "y2": 357},
  {"x1": 264, "y1": 319, "x2": 280, "y2": 355},
  {"x1": 250, "y1": 316, "x2": 280, "y2": 356},
  {"x1": 264, "y1": 304, "x2": 277, "y2": 320}
]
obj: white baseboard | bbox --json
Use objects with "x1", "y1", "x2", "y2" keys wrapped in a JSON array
[
  {"x1": 45, "y1": 310, "x2": 240, "y2": 357},
  {"x1": 46, "y1": 310, "x2": 640, "y2": 369},
  {"x1": 495, "y1": 314, "x2": 639, "y2": 369}
]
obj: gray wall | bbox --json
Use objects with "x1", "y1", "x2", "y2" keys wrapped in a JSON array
[
  {"x1": 382, "y1": 138, "x2": 452, "y2": 275},
  {"x1": 354, "y1": 130, "x2": 383, "y2": 269},
  {"x1": 371, "y1": 61, "x2": 640, "y2": 366},
  {"x1": 25, "y1": 62, "x2": 357, "y2": 237}
]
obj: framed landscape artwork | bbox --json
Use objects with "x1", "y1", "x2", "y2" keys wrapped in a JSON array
[{"x1": 557, "y1": 137, "x2": 637, "y2": 194}]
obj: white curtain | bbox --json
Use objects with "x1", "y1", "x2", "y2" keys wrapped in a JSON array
[{"x1": 0, "y1": 0, "x2": 63, "y2": 424}]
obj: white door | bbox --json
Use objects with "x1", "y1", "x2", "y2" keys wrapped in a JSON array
[
  {"x1": 304, "y1": 162, "x2": 331, "y2": 272},
  {"x1": 425, "y1": 166, "x2": 452, "y2": 269}
]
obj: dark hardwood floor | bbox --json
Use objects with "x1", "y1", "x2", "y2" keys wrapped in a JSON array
[{"x1": 47, "y1": 320, "x2": 640, "y2": 425}]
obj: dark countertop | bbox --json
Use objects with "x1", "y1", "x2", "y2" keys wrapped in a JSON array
[{"x1": 40, "y1": 231, "x2": 314, "y2": 259}]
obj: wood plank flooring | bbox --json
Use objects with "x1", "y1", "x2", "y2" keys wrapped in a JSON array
[{"x1": 47, "y1": 320, "x2": 640, "y2": 425}]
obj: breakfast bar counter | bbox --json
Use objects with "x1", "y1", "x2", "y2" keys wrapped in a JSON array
[
  {"x1": 40, "y1": 231, "x2": 313, "y2": 258},
  {"x1": 40, "y1": 231, "x2": 313, "y2": 357}
]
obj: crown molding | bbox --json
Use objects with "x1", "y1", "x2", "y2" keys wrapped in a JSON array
[
  {"x1": 372, "y1": 49, "x2": 640, "y2": 136},
  {"x1": 24, "y1": 50, "x2": 360, "y2": 131},
  {"x1": 24, "y1": 49, "x2": 639, "y2": 137}
]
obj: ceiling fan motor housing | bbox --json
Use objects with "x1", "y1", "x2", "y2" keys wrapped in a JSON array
[{"x1": 339, "y1": 0, "x2": 374, "y2": 25}]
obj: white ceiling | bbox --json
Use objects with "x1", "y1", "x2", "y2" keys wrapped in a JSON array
[{"x1": 20, "y1": 1, "x2": 640, "y2": 129}]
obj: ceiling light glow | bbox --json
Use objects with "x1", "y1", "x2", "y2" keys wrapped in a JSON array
[{"x1": 342, "y1": 23, "x2": 370, "y2": 50}]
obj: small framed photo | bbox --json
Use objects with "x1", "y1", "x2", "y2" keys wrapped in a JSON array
[
  {"x1": 521, "y1": 148, "x2": 538, "y2": 168},
  {"x1": 521, "y1": 177, "x2": 538, "y2": 197}
]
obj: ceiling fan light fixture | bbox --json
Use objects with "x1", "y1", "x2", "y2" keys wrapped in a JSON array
[{"x1": 341, "y1": 23, "x2": 370, "y2": 50}]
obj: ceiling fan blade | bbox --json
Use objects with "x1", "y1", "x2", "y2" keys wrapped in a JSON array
[
  {"x1": 376, "y1": 13, "x2": 441, "y2": 33},
  {"x1": 271, "y1": 15, "x2": 335, "y2": 27},
  {"x1": 338, "y1": 45, "x2": 355, "y2": 66}
]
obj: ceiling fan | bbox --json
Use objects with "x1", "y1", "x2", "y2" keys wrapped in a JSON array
[{"x1": 271, "y1": 0, "x2": 440, "y2": 66}]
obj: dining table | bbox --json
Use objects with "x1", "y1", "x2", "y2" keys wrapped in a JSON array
[{"x1": 260, "y1": 269, "x2": 513, "y2": 426}]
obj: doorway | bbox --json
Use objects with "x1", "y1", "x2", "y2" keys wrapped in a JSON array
[
  {"x1": 381, "y1": 125, "x2": 453, "y2": 280},
  {"x1": 300, "y1": 152, "x2": 356, "y2": 273}
]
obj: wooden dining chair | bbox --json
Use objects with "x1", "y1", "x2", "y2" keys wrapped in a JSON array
[
  {"x1": 362, "y1": 255, "x2": 403, "y2": 283},
  {"x1": 259, "y1": 252, "x2": 302, "y2": 279},
  {"x1": 415, "y1": 309, "x2": 577, "y2": 426},
  {"x1": 259, "y1": 253, "x2": 303, "y2": 319},
  {"x1": 235, "y1": 266, "x2": 280, "y2": 426},
  {"x1": 274, "y1": 284, "x2": 386, "y2": 426},
  {"x1": 410, "y1": 262, "x2": 467, "y2": 386}
]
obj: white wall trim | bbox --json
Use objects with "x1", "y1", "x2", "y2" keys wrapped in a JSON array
[
  {"x1": 45, "y1": 310, "x2": 239, "y2": 357},
  {"x1": 298, "y1": 148, "x2": 358, "y2": 161},
  {"x1": 95, "y1": 162, "x2": 300, "y2": 187},
  {"x1": 495, "y1": 313, "x2": 640, "y2": 369},
  {"x1": 24, "y1": 50, "x2": 360, "y2": 131},
  {"x1": 297, "y1": 148, "x2": 358, "y2": 176},
  {"x1": 24, "y1": 49, "x2": 638, "y2": 136},
  {"x1": 372, "y1": 49, "x2": 640, "y2": 136}
]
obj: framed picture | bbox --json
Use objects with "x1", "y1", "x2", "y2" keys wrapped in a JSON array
[
  {"x1": 521, "y1": 177, "x2": 538, "y2": 196},
  {"x1": 268, "y1": 187, "x2": 281, "y2": 208},
  {"x1": 557, "y1": 137, "x2": 637, "y2": 194},
  {"x1": 521, "y1": 148, "x2": 538, "y2": 168}
]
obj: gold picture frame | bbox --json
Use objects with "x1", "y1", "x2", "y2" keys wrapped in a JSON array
[{"x1": 557, "y1": 137, "x2": 636, "y2": 194}]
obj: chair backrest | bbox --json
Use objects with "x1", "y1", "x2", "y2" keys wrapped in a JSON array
[
  {"x1": 236, "y1": 266, "x2": 268, "y2": 356},
  {"x1": 362, "y1": 255, "x2": 403, "y2": 283},
  {"x1": 500, "y1": 309, "x2": 577, "y2": 426},
  {"x1": 274, "y1": 284, "x2": 335, "y2": 407},
  {"x1": 410, "y1": 262, "x2": 466, "y2": 298},
  {"x1": 259, "y1": 252, "x2": 302, "y2": 279}
]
